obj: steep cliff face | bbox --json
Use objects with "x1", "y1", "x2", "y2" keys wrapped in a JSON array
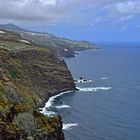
[{"x1": 0, "y1": 29, "x2": 75, "y2": 139}]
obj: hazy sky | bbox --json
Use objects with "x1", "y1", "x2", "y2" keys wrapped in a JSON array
[{"x1": 0, "y1": 0, "x2": 140, "y2": 42}]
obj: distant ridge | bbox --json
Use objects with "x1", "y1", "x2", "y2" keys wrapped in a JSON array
[
  {"x1": 0, "y1": 23, "x2": 27, "y2": 32},
  {"x1": 0, "y1": 23, "x2": 97, "y2": 57}
]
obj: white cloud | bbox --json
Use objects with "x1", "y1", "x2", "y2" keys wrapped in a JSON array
[
  {"x1": 40, "y1": 0, "x2": 57, "y2": 6},
  {"x1": 116, "y1": 1, "x2": 136, "y2": 13},
  {"x1": 116, "y1": 1, "x2": 140, "y2": 14},
  {"x1": 119, "y1": 15, "x2": 135, "y2": 22},
  {"x1": 0, "y1": 0, "x2": 140, "y2": 25},
  {"x1": 104, "y1": 1, "x2": 140, "y2": 23}
]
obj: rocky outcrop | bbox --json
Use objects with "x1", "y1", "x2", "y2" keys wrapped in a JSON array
[{"x1": 0, "y1": 30, "x2": 76, "y2": 140}]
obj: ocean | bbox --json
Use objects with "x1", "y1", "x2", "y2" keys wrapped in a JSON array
[{"x1": 42, "y1": 43, "x2": 140, "y2": 140}]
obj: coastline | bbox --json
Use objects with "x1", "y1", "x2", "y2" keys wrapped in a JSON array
[{"x1": 40, "y1": 89, "x2": 76, "y2": 116}]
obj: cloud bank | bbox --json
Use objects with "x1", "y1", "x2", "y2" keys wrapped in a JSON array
[{"x1": 0, "y1": 0, "x2": 140, "y2": 25}]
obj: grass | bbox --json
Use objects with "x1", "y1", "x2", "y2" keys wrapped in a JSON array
[{"x1": 0, "y1": 40, "x2": 34, "y2": 51}]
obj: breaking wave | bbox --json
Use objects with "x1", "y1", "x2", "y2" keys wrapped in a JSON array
[
  {"x1": 40, "y1": 90, "x2": 74, "y2": 116},
  {"x1": 63, "y1": 123, "x2": 78, "y2": 130},
  {"x1": 42, "y1": 110, "x2": 56, "y2": 116},
  {"x1": 77, "y1": 87, "x2": 111, "y2": 92},
  {"x1": 55, "y1": 104, "x2": 71, "y2": 109},
  {"x1": 75, "y1": 79, "x2": 93, "y2": 84}
]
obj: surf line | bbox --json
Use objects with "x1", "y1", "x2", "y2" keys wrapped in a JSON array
[
  {"x1": 40, "y1": 90, "x2": 75, "y2": 116},
  {"x1": 77, "y1": 87, "x2": 111, "y2": 92},
  {"x1": 63, "y1": 123, "x2": 78, "y2": 130},
  {"x1": 39, "y1": 90, "x2": 78, "y2": 130}
]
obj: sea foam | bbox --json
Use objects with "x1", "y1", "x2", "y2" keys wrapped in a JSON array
[
  {"x1": 40, "y1": 90, "x2": 74, "y2": 116},
  {"x1": 77, "y1": 87, "x2": 111, "y2": 92},
  {"x1": 55, "y1": 104, "x2": 71, "y2": 109},
  {"x1": 63, "y1": 123, "x2": 78, "y2": 130},
  {"x1": 75, "y1": 79, "x2": 93, "y2": 84}
]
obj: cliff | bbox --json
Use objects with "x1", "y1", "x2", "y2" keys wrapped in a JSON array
[
  {"x1": 0, "y1": 23, "x2": 97, "y2": 58},
  {"x1": 21, "y1": 32, "x2": 97, "y2": 58},
  {"x1": 0, "y1": 29, "x2": 76, "y2": 139}
]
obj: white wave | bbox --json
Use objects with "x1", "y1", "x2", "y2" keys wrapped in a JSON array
[
  {"x1": 77, "y1": 87, "x2": 111, "y2": 92},
  {"x1": 55, "y1": 104, "x2": 71, "y2": 109},
  {"x1": 40, "y1": 90, "x2": 74, "y2": 116},
  {"x1": 42, "y1": 110, "x2": 56, "y2": 116},
  {"x1": 101, "y1": 77, "x2": 109, "y2": 80},
  {"x1": 75, "y1": 79, "x2": 93, "y2": 84},
  {"x1": 63, "y1": 123, "x2": 78, "y2": 130}
]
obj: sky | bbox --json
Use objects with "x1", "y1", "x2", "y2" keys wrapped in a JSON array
[{"x1": 0, "y1": 0, "x2": 140, "y2": 42}]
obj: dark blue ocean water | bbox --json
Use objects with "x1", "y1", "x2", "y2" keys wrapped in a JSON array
[{"x1": 49, "y1": 43, "x2": 140, "y2": 140}]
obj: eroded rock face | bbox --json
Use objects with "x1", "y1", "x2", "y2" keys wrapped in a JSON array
[
  {"x1": 0, "y1": 32, "x2": 75, "y2": 139},
  {"x1": 14, "y1": 49, "x2": 75, "y2": 107},
  {"x1": 0, "y1": 120, "x2": 26, "y2": 140}
]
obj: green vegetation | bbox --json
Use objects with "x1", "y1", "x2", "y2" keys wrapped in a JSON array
[
  {"x1": 9, "y1": 67, "x2": 17, "y2": 80},
  {"x1": 0, "y1": 29, "x2": 75, "y2": 140}
]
